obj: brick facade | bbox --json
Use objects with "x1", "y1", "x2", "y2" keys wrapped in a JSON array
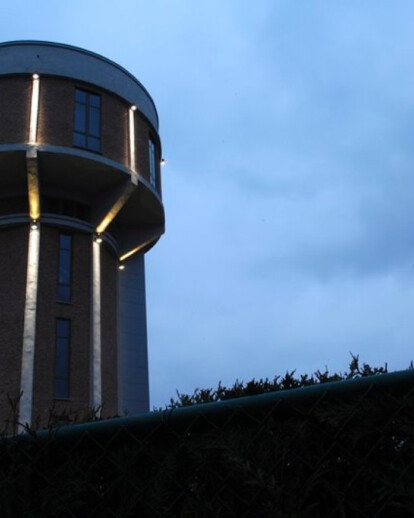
[
  {"x1": 0, "y1": 75, "x2": 160, "y2": 193},
  {"x1": 33, "y1": 227, "x2": 92, "y2": 424},
  {"x1": 0, "y1": 227, "x2": 27, "y2": 430},
  {"x1": 0, "y1": 76, "x2": 31, "y2": 144},
  {"x1": 0, "y1": 41, "x2": 164, "y2": 429}
]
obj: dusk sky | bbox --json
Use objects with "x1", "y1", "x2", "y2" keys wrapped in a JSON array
[{"x1": 2, "y1": 1, "x2": 414, "y2": 408}]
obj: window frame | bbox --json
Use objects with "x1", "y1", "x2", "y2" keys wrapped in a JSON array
[
  {"x1": 57, "y1": 233, "x2": 72, "y2": 303},
  {"x1": 54, "y1": 318, "x2": 71, "y2": 400},
  {"x1": 148, "y1": 137, "x2": 157, "y2": 188},
  {"x1": 73, "y1": 88, "x2": 102, "y2": 153}
]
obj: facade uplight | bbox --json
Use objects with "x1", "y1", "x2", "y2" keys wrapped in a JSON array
[
  {"x1": 29, "y1": 74, "x2": 40, "y2": 144},
  {"x1": 31, "y1": 220, "x2": 38, "y2": 230},
  {"x1": 95, "y1": 234, "x2": 103, "y2": 244},
  {"x1": 129, "y1": 106, "x2": 136, "y2": 172},
  {"x1": 118, "y1": 263, "x2": 125, "y2": 271}
]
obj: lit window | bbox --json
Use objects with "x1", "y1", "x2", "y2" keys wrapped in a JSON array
[
  {"x1": 54, "y1": 319, "x2": 70, "y2": 399},
  {"x1": 149, "y1": 138, "x2": 156, "y2": 188},
  {"x1": 73, "y1": 88, "x2": 101, "y2": 152},
  {"x1": 57, "y1": 234, "x2": 72, "y2": 302}
]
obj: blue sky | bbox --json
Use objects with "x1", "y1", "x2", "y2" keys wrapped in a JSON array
[{"x1": 3, "y1": 1, "x2": 414, "y2": 408}]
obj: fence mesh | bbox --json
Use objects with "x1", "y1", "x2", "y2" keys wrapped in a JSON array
[{"x1": 1, "y1": 371, "x2": 414, "y2": 517}]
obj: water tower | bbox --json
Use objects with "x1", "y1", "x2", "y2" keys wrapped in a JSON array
[{"x1": 0, "y1": 41, "x2": 164, "y2": 427}]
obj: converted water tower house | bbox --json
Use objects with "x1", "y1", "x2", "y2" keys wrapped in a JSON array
[{"x1": 0, "y1": 41, "x2": 164, "y2": 427}]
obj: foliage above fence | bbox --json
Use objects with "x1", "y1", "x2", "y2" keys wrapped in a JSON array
[
  {"x1": 1, "y1": 364, "x2": 414, "y2": 517},
  {"x1": 163, "y1": 354, "x2": 391, "y2": 408}
]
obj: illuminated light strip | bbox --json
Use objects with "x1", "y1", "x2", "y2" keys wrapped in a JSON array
[
  {"x1": 129, "y1": 105, "x2": 136, "y2": 172},
  {"x1": 92, "y1": 240, "x2": 102, "y2": 414},
  {"x1": 95, "y1": 181, "x2": 137, "y2": 235},
  {"x1": 29, "y1": 74, "x2": 40, "y2": 144},
  {"x1": 26, "y1": 149, "x2": 40, "y2": 220},
  {"x1": 119, "y1": 236, "x2": 161, "y2": 262},
  {"x1": 19, "y1": 225, "x2": 40, "y2": 429}
]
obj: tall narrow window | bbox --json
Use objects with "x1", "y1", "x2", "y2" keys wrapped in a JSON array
[
  {"x1": 149, "y1": 138, "x2": 156, "y2": 188},
  {"x1": 54, "y1": 319, "x2": 71, "y2": 399},
  {"x1": 57, "y1": 234, "x2": 72, "y2": 302},
  {"x1": 73, "y1": 88, "x2": 101, "y2": 152}
]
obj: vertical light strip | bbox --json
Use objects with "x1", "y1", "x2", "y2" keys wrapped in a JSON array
[
  {"x1": 129, "y1": 105, "x2": 136, "y2": 172},
  {"x1": 29, "y1": 74, "x2": 40, "y2": 145},
  {"x1": 27, "y1": 148, "x2": 40, "y2": 221},
  {"x1": 95, "y1": 180, "x2": 137, "y2": 234},
  {"x1": 19, "y1": 225, "x2": 40, "y2": 429},
  {"x1": 119, "y1": 236, "x2": 160, "y2": 262},
  {"x1": 92, "y1": 240, "x2": 102, "y2": 414}
]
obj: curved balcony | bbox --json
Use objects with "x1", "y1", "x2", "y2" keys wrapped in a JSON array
[{"x1": 0, "y1": 41, "x2": 165, "y2": 259}]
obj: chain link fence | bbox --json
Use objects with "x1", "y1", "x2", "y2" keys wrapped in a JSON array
[{"x1": 1, "y1": 370, "x2": 414, "y2": 517}]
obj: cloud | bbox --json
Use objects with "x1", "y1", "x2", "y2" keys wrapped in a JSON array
[{"x1": 146, "y1": 1, "x2": 414, "y2": 406}]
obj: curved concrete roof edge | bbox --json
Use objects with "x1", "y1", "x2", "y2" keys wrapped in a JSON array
[{"x1": 0, "y1": 40, "x2": 159, "y2": 131}]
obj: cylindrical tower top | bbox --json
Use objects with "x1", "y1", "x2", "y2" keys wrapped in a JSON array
[
  {"x1": 0, "y1": 40, "x2": 158, "y2": 131},
  {"x1": 0, "y1": 39, "x2": 164, "y2": 252}
]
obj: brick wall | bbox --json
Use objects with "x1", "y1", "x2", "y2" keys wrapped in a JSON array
[
  {"x1": 33, "y1": 226, "x2": 91, "y2": 424},
  {"x1": 38, "y1": 77, "x2": 129, "y2": 167},
  {"x1": 0, "y1": 226, "x2": 28, "y2": 430},
  {"x1": 0, "y1": 77, "x2": 31, "y2": 143},
  {"x1": 101, "y1": 90, "x2": 128, "y2": 167},
  {"x1": 0, "y1": 196, "x2": 28, "y2": 216},
  {"x1": 134, "y1": 111, "x2": 162, "y2": 194},
  {"x1": 0, "y1": 75, "x2": 162, "y2": 196},
  {"x1": 37, "y1": 77, "x2": 74, "y2": 148}
]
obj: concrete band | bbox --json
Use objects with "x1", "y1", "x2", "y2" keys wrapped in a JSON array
[{"x1": 0, "y1": 142, "x2": 163, "y2": 207}]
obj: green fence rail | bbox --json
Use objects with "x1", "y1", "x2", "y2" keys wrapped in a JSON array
[{"x1": 1, "y1": 369, "x2": 414, "y2": 517}]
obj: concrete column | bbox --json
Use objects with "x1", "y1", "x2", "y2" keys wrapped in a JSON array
[
  {"x1": 92, "y1": 240, "x2": 102, "y2": 414},
  {"x1": 118, "y1": 253, "x2": 149, "y2": 415},
  {"x1": 19, "y1": 224, "x2": 40, "y2": 428}
]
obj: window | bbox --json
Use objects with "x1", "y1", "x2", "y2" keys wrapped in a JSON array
[
  {"x1": 73, "y1": 88, "x2": 101, "y2": 152},
  {"x1": 42, "y1": 196, "x2": 91, "y2": 222},
  {"x1": 149, "y1": 138, "x2": 156, "y2": 188},
  {"x1": 57, "y1": 234, "x2": 72, "y2": 302},
  {"x1": 54, "y1": 319, "x2": 70, "y2": 399}
]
